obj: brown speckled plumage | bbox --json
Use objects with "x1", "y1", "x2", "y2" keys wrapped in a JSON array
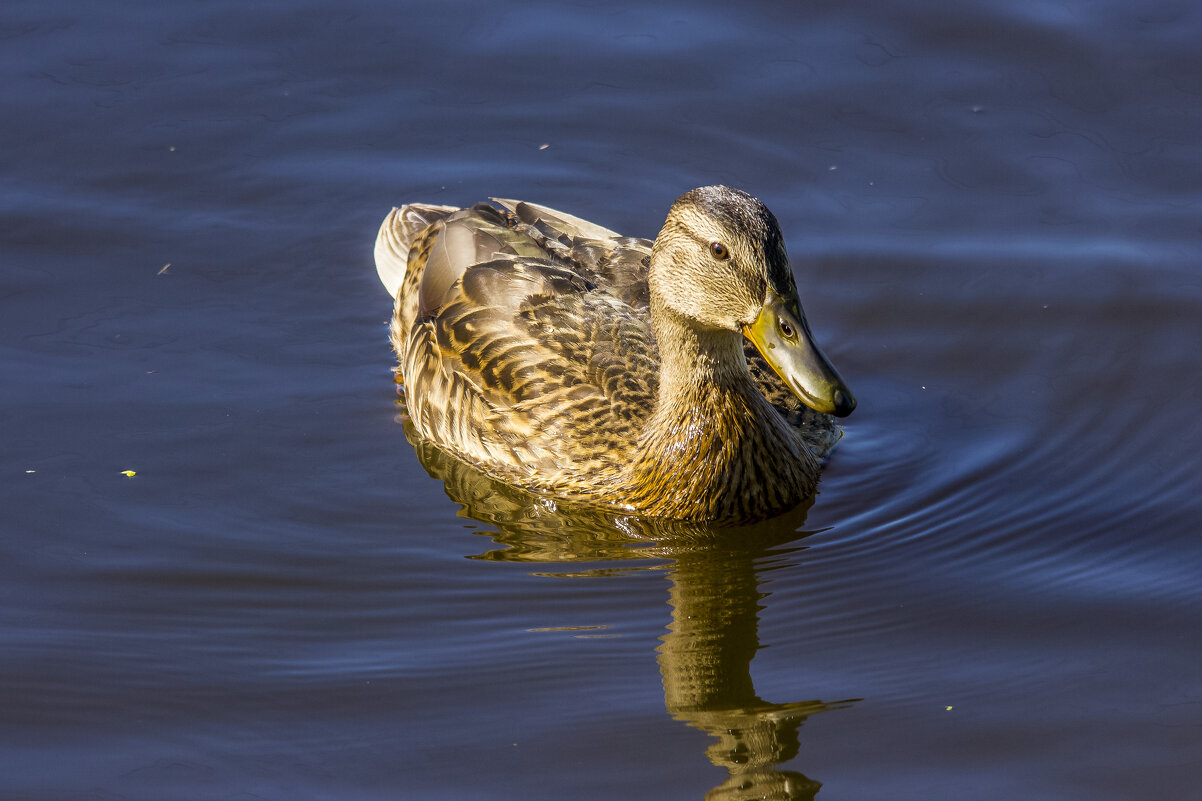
[{"x1": 373, "y1": 186, "x2": 854, "y2": 523}]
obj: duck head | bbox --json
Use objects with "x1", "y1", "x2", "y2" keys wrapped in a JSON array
[{"x1": 649, "y1": 186, "x2": 856, "y2": 418}]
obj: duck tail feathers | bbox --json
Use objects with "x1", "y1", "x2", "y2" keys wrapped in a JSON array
[{"x1": 374, "y1": 203, "x2": 459, "y2": 299}]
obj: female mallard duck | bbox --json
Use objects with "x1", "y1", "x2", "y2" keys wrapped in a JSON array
[{"x1": 374, "y1": 186, "x2": 855, "y2": 523}]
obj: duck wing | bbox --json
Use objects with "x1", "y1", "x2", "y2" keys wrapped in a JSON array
[
  {"x1": 491, "y1": 198, "x2": 654, "y2": 312},
  {"x1": 387, "y1": 203, "x2": 660, "y2": 490}
]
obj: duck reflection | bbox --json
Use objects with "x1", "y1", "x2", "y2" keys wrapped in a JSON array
[
  {"x1": 404, "y1": 416, "x2": 857, "y2": 799},
  {"x1": 660, "y1": 545, "x2": 855, "y2": 800}
]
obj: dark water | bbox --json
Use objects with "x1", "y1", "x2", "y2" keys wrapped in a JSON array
[{"x1": 4, "y1": 1, "x2": 1201, "y2": 798}]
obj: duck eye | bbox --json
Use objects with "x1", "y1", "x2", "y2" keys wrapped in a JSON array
[
  {"x1": 778, "y1": 318, "x2": 796, "y2": 340},
  {"x1": 709, "y1": 241, "x2": 730, "y2": 260}
]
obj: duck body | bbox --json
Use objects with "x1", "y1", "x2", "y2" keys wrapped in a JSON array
[{"x1": 374, "y1": 187, "x2": 855, "y2": 523}]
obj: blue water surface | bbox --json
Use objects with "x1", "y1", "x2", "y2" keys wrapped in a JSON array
[{"x1": 2, "y1": 1, "x2": 1200, "y2": 799}]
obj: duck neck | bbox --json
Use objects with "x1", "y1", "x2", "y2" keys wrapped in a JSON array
[
  {"x1": 652, "y1": 299, "x2": 750, "y2": 398},
  {"x1": 622, "y1": 300, "x2": 814, "y2": 522}
]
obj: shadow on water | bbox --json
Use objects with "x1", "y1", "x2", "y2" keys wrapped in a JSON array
[{"x1": 401, "y1": 411, "x2": 859, "y2": 800}]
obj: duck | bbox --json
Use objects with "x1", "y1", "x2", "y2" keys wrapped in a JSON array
[{"x1": 373, "y1": 186, "x2": 855, "y2": 523}]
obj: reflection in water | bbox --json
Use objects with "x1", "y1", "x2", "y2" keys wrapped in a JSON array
[
  {"x1": 403, "y1": 412, "x2": 858, "y2": 799},
  {"x1": 661, "y1": 549, "x2": 853, "y2": 800}
]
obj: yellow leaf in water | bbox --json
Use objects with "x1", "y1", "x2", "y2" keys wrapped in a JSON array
[{"x1": 120, "y1": 470, "x2": 136, "y2": 477}]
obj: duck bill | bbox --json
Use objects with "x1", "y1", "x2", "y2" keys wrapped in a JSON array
[{"x1": 743, "y1": 290, "x2": 857, "y2": 417}]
